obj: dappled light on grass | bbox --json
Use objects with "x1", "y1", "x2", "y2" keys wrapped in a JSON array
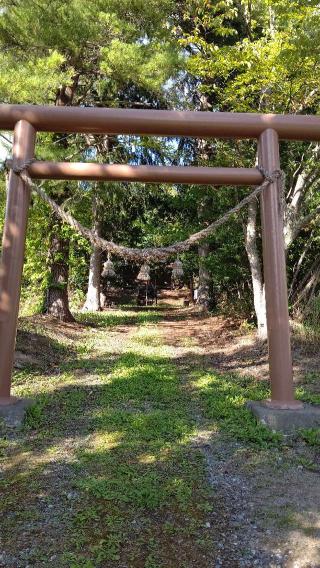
[
  {"x1": 69, "y1": 325, "x2": 213, "y2": 565},
  {"x1": 138, "y1": 452, "x2": 157, "y2": 464},
  {"x1": 76, "y1": 308, "x2": 161, "y2": 329},
  {"x1": 193, "y1": 371, "x2": 282, "y2": 447},
  {"x1": 1, "y1": 311, "x2": 217, "y2": 567},
  {"x1": 2, "y1": 309, "x2": 319, "y2": 566}
]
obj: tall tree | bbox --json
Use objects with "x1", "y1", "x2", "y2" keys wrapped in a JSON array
[
  {"x1": 177, "y1": 0, "x2": 320, "y2": 331},
  {"x1": 82, "y1": 189, "x2": 102, "y2": 312},
  {"x1": 0, "y1": 0, "x2": 182, "y2": 319}
]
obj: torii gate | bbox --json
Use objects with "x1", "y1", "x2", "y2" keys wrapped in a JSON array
[{"x1": 0, "y1": 105, "x2": 319, "y2": 417}]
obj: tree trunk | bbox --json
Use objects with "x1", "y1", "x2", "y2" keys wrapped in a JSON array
[
  {"x1": 244, "y1": 199, "x2": 267, "y2": 339},
  {"x1": 198, "y1": 240, "x2": 211, "y2": 310},
  {"x1": 292, "y1": 255, "x2": 320, "y2": 311},
  {"x1": 44, "y1": 80, "x2": 79, "y2": 322},
  {"x1": 197, "y1": 172, "x2": 212, "y2": 310},
  {"x1": 46, "y1": 218, "x2": 75, "y2": 322},
  {"x1": 82, "y1": 247, "x2": 102, "y2": 312},
  {"x1": 82, "y1": 192, "x2": 102, "y2": 312}
]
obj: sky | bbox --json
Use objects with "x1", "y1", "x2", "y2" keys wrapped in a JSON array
[{"x1": 0, "y1": 133, "x2": 11, "y2": 163}]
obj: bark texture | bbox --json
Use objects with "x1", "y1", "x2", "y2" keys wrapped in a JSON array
[
  {"x1": 82, "y1": 192, "x2": 102, "y2": 312},
  {"x1": 244, "y1": 144, "x2": 320, "y2": 333},
  {"x1": 198, "y1": 240, "x2": 211, "y2": 310},
  {"x1": 45, "y1": 80, "x2": 78, "y2": 322},
  {"x1": 46, "y1": 219, "x2": 75, "y2": 322},
  {"x1": 82, "y1": 247, "x2": 102, "y2": 312},
  {"x1": 196, "y1": 118, "x2": 213, "y2": 311},
  {"x1": 244, "y1": 200, "x2": 267, "y2": 339}
]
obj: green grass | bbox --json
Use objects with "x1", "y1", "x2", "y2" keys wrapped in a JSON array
[
  {"x1": 299, "y1": 428, "x2": 320, "y2": 447},
  {"x1": 193, "y1": 371, "x2": 282, "y2": 447},
  {"x1": 65, "y1": 326, "x2": 214, "y2": 566},
  {"x1": 295, "y1": 373, "x2": 320, "y2": 448},
  {"x1": 0, "y1": 311, "x2": 216, "y2": 567},
  {"x1": 296, "y1": 386, "x2": 320, "y2": 405},
  {"x1": 76, "y1": 308, "x2": 161, "y2": 328},
  {"x1": 1, "y1": 308, "x2": 319, "y2": 566},
  {"x1": 194, "y1": 369, "x2": 320, "y2": 450}
]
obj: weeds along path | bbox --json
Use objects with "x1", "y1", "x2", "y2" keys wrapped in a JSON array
[{"x1": 0, "y1": 309, "x2": 219, "y2": 568}]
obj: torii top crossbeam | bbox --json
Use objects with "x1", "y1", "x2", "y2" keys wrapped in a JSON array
[{"x1": 0, "y1": 104, "x2": 320, "y2": 140}]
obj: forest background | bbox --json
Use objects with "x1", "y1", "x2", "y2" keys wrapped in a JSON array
[{"x1": 0, "y1": 0, "x2": 319, "y2": 338}]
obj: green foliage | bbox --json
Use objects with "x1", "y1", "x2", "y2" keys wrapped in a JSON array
[
  {"x1": 0, "y1": 0, "x2": 183, "y2": 313},
  {"x1": 182, "y1": 0, "x2": 320, "y2": 112},
  {"x1": 175, "y1": 0, "x2": 320, "y2": 317},
  {"x1": 0, "y1": 0, "x2": 181, "y2": 104},
  {"x1": 299, "y1": 428, "x2": 320, "y2": 447},
  {"x1": 0, "y1": 0, "x2": 319, "y2": 321},
  {"x1": 0, "y1": 50, "x2": 69, "y2": 104},
  {"x1": 101, "y1": 40, "x2": 182, "y2": 93}
]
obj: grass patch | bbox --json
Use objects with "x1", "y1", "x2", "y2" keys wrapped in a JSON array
[
  {"x1": 296, "y1": 385, "x2": 320, "y2": 405},
  {"x1": 76, "y1": 308, "x2": 160, "y2": 328},
  {"x1": 2, "y1": 308, "x2": 319, "y2": 566},
  {"x1": 69, "y1": 326, "x2": 214, "y2": 567},
  {"x1": 195, "y1": 371, "x2": 320, "y2": 450},
  {"x1": 299, "y1": 428, "x2": 320, "y2": 447},
  {"x1": 1, "y1": 311, "x2": 217, "y2": 567},
  {"x1": 194, "y1": 371, "x2": 282, "y2": 447}
]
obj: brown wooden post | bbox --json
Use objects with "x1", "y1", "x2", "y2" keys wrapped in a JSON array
[
  {"x1": 0, "y1": 120, "x2": 36, "y2": 404},
  {"x1": 258, "y1": 129, "x2": 302, "y2": 409}
]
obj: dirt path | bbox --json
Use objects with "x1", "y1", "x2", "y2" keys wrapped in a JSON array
[
  {"x1": 0, "y1": 307, "x2": 319, "y2": 568},
  {"x1": 158, "y1": 307, "x2": 320, "y2": 568}
]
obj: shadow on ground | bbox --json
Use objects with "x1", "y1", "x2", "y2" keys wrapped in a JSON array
[{"x1": 1, "y1": 306, "x2": 319, "y2": 567}]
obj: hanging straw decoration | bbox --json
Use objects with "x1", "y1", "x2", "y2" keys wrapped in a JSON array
[
  {"x1": 137, "y1": 263, "x2": 151, "y2": 281},
  {"x1": 102, "y1": 253, "x2": 116, "y2": 278},
  {"x1": 171, "y1": 257, "x2": 184, "y2": 281}
]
